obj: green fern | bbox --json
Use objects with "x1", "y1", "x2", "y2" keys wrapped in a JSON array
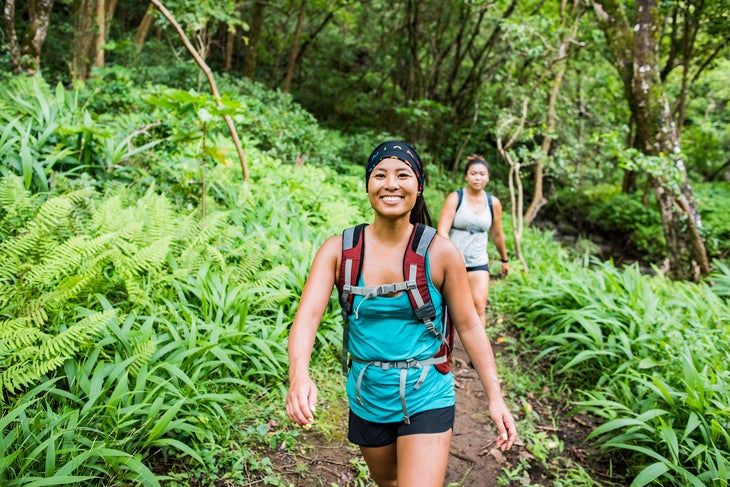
[
  {"x1": 128, "y1": 339, "x2": 157, "y2": 377},
  {"x1": 0, "y1": 309, "x2": 114, "y2": 395}
]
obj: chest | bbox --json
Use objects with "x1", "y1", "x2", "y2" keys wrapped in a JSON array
[{"x1": 361, "y1": 242, "x2": 406, "y2": 286}]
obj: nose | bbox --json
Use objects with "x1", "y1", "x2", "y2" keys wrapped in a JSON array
[{"x1": 385, "y1": 174, "x2": 400, "y2": 189}]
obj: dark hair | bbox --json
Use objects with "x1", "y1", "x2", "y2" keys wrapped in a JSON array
[
  {"x1": 411, "y1": 194, "x2": 432, "y2": 226},
  {"x1": 463, "y1": 154, "x2": 489, "y2": 175}
]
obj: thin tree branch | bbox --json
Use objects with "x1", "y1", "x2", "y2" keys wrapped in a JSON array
[{"x1": 150, "y1": 0, "x2": 250, "y2": 181}]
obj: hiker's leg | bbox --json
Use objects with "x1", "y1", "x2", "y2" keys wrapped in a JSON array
[
  {"x1": 467, "y1": 269, "x2": 489, "y2": 326},
  {"x1": 350, "y1": 410, "x2": 399, "y2": 486},
  {"x1": 393, "y1": 405, "x2": 454, "y2": 486},
  {"x1": 360, "y1": 443, "x2": 397, "y2": 486},
  {"x1": 395, "y1": 430, "x2": 452, "y2": 487}
]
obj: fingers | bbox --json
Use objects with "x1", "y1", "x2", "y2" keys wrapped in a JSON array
[
  {"x1": 492, "y1": 409, "x2": 517, "y2": 451},
  {"x1": 286, "y1": 381, "x2": 318, "y2": 426}
]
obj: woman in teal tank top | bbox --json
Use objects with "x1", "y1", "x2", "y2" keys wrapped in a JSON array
[{"x1": 286, "y1": 141, "x2": 517, "y2": 486}]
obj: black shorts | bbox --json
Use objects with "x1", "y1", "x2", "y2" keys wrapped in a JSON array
[
  {"x1": 466, "y1": 264, "x2": 489, "y2": 272},
  {"x1": 348, "y1": 405, "x2": 455, "y2": 447}
]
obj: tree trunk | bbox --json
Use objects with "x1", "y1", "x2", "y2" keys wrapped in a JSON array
[
  {"x1": 134, "y1": 7, "x2": 155, "y2": 50},
  {"x1": 592, "y1": 0, "x2": 710, "y2": 280},
  {"x1": 94, "y1": 0, "x2": 105, "y2": 67},
  {"x1": 72, "y1": 0, "x2": 96, "y2": 80},
  {"x1": 225, "y1": 26, "x2": 235, "y2": 72},
  {"x1": 4, "y1": 0, "x2": 56, "y2": 75},
  {"x1": 524, "y1": 12, "x2": 581, "y2": 226},
  {"x1": 497, "y1": 98, "x2": 530, "y2": 274},
  {"x1": 4, "y1": 0, "x2": 22, "y2": 73},
  {"x1": 283, "y1": 0, "x2": 307, "y2": 93},
  {"x1": 244, "y1": 0, "x2": 266, "y2": 80}
]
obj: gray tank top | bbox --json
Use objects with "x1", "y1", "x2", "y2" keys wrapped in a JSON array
[{"x1": 448, "y1": 190, "x2": 492, "y2": 268}]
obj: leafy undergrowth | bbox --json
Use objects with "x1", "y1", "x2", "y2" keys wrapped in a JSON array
[{"x1": 155, "y1": 307, "x2": 628, "y2": 487}]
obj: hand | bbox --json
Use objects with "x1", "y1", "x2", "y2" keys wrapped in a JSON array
[
  {"x1": 500, "y1": 261, "x2": 510, "y2": 277},
  {"x1": 286, "y1": 376, "x2": 318, "y2": 426},
  {"x1": 489, "y1": 398, "x2": 517, "y2": 451}
]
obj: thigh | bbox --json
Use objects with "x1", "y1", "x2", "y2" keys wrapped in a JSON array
[
  {"x1": 467, "y1": 270, "x2": 489, "y2": 308},
  {"x1": 360, "y1": 443, "x2": 398, "y2": 487},
  {"x1": 396, "y1": 430, "x2": 452, "y2": 487}
]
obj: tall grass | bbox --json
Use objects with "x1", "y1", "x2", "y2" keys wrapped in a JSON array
[{"x1": 494, "y1": 229, "x2": 730, "y2": 486}]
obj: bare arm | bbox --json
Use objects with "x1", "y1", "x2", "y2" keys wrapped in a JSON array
[
  {"x1": 437, "y1": 192, "x2": 459, "y2": 238},
  {"x1": 431, "y1": 236, "x2": 517, "y2": 450},
  {"x1": 286, "y1": 235, "x2": 340, "y2": 426},
  {"x1": 489, "y1": 196, "x2": 509, "y2": 276}
]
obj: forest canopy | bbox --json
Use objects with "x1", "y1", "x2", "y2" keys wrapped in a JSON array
[{"x1": 4, "y1": 0, "x2": 728, "y2": 279}]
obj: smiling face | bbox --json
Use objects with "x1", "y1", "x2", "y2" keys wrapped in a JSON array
[
  {"x1": 465, "y1": 161, "x2": 489, "y2": 191},
  {"x1": 366, "y1": 158, "x2": 419, "y2": 217}
]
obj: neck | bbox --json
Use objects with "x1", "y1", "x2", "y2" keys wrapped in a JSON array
[{"x1": 370, "y1": 215, "x2": 413, "y2": 244}]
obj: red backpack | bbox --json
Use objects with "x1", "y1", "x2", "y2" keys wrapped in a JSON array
[{"x1": 336, "y1": 223, "x2": 455, "y2": 375}]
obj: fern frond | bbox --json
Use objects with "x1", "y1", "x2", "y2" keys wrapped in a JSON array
[
  {"x1": 0, "y1": 228, "x2": 41, "y2": 263},
  {"x1": 253, "y1": 265, "x2": 288, "y2": 289},
  {"x1": 0, "y1": 317, "x2": 43, "y2": 350},
  {"x1": 38, "y1": 309, "x2": 114, "y2": 361},
  {"x1": 203, "y1": 245, "x2": 227, "y2": 270},
  {"x1": 128, "y1": 339, "x2": 157, "y2": 376},
  {"x1": 136, "y1": 186, "x2": 177, "y2": 243},
  {"x1": 43, "y1": 273, "x2": 98, "y2": 309},
  {"x1": 24, "y1": 234, "x2": 111, "y2": 286},
  {"x1": 28, "y1": 196, "x2": 73, "y2": 234},
  {"x1": 190, "y1": 211, "x2": 230, "y2": 247},
  {"x1": 0, "y1": 360, "x2": 49, "y2": 395},
  {"x1": 0, "y1": 191, "x2": 87, "y2": 265},
  {"x1": 253, "y1": 288, "x2": 292, "y2": 310},
  {"x1": 125, "y1": 236, "x2": 173, "y2": 275},
  {"x1": 123, "y1": 278, "x2": 150, "y2": 307},
  {"x1": 27, "y1": 301, "x2": 48, "y2": 326},
  {"x1": 0, "y1": 175, "x2": 32, "y2": 212},
  {"x1": 232, "y1": 241, "x2": 267, "y2": 280}
]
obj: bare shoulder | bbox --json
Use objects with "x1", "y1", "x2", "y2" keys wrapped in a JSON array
[
  {"x1": 317, "y1": 234, "x2": 342, "y2": 260},
  {"x1": 430, "y1": 233, "x2": 461, "y2": 258},
  {"x1": 429, "y1": 233, "x2": 463, "y2": 270},
  {"x1": 428, "y1": 233, "x2": 467, "y2": 290},
  {"x1": 444, "y1": 191, "x2": 459, "y2": 207},
  {"x1": 489, "y1": 193, "x2": 503, "y2": 210}
]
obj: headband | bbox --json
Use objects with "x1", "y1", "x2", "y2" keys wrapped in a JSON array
[{"x1": 365, "y1": 141, "x2": 424, "y2": 192}]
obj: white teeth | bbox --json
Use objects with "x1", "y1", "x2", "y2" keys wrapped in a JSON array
[{"x1": 382, "y1": 196, "x2": 402, "y2": 201}]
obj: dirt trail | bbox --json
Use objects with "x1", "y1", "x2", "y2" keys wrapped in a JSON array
[
  {"x1": 443, "y1": 340, "x2": 519, "y2": 486},
  {"x1": 264, "y1": 337, "x2": 524, "y2": 486}
]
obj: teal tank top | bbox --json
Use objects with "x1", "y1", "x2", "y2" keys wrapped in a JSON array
[{"x1": 345, "y1": 254, "x2": 455, "y2": 422}]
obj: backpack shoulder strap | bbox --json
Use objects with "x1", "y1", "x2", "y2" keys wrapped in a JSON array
[
  {"x1": 456, "y1": 188, "x2": 464, "y2": 210},
  {"x1": 403, "y1": 224, "x2": 441, "y2": 338},
  {"x1": 338, "y1": 224, "x2": 367, "y2": 374},
  {"x1": 404, "y1": 224, "x2": 454, "y2": 374},
  {"x1": 486, "y1": 191, "x2": 493, "y2": 223}
]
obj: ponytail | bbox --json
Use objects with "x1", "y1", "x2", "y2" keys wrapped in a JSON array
[{"x1": 410, "y1": 194, "x2": 433, "y2": 226}]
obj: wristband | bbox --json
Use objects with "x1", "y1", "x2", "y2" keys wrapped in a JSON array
[{"x1": 501, "y1": 258, "x2": 509, "y2": 263}]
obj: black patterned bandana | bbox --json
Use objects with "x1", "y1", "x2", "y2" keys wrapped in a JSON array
[{"x1": 365, "y1": 141, "x2": 424, "y2": 192}]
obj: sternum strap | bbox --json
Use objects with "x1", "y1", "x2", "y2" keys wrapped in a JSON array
[{"x1": 350, "y1": 355, "x2": 448, "y2": 425}]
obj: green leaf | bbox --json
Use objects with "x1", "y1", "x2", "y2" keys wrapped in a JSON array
[{"x1": 630, "y1": 462, "x2": 669, "y2": 487}]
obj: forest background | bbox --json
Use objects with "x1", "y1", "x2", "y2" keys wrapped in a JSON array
[{"x1": 1, "y1": 0, "x2": 729, "y2": 486}]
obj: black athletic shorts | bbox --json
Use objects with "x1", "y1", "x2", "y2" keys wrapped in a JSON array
[
  {"x1": 348, "y1": 405, "x2": 455, "y2": 447},
  {"x1": 466, "y1": 263, "x2": 489, "y2": 272}
]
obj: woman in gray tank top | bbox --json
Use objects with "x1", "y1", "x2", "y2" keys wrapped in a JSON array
[{"x1": 437, "y1": 155, "x2": 509, "y2": 328}]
